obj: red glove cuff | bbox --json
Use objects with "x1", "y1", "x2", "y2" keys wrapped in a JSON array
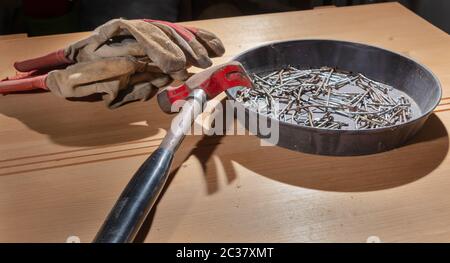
[
  {"x1": 14, "y1": 49, "x2": 73, "y2": 72},
  {"x1": 0, "y1": 74, "x2": 48, "y2": 94}
]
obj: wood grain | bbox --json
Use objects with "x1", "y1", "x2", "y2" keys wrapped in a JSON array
[
  {"x1": 0, "y1": 3, "x2": 450, "y2": 242},
  {"x1": 0, "y1": 33, "x2": 27, "y2": 41}
]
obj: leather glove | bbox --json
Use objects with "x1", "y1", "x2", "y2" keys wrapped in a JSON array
[
  {"x1": 0, "y1": 19, "x2": 225, "y2": 108},
  {"x1": 70, "y1": 19, "x2": 225, "y2": 72}
]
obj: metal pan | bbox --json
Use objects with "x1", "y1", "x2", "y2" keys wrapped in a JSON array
[{"x1": 226, "y1": 39, "x2": 442, "y2": 155}]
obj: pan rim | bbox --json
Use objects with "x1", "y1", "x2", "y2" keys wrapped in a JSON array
[{"x1": 226, "y1": 38, "x2": 443, "y2": 134}]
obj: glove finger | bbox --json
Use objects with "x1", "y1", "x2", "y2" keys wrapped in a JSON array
[
  {"x1": 184, "y1": 26, "x2": 225, "y2": 58},
  {"x1": 97, "y1": 38, "x2": 147, "y2": 58},
  {"x1": 129, "y1": 71, "x2": 172, "y2": 88},
  {"x1": 76, "y1": 38, "x2": 147, "y2": 62},
  {"x1": 109, "y1": 69, "x2": 175, "y2": 109},
  {"x1": 46, "y1": 56, "x2": 142, "y2": 100},
  {"x1": 93, "y1": 19, "x2": 187, "y2": 73},
  {"x1": 65, "y1": 19, "x2": 128, "y2": 61},
  {"x1": 109, "y1": 82, "x2": 157, "y2": 109},
  {"x1": 150, "y1": 21, "x2": 213, "y2": 69},
  {"x1": 170, "y1": 69, "x2": 189, "y2": 81},
  {"x1": 143, "y1": 19, "x2": 196, "y2": 42},
  {"x1": 66, "y1": 19, "x2": 186, "y2": 72}
]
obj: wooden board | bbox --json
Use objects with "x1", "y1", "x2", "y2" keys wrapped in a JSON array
[
  {"x1": 0, "y1": 33, "x2": 27, "y2": 41},
  {"x1": 0, "y1": 3, "x2": 450, "y2": 242}
]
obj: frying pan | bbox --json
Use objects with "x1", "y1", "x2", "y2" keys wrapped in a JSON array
[
  {"x1": 94, "y1": 39, "x2": 442, "y2": 242},
  {"x1": 227, "y1": 39, "x2": 442, "y2": 155}
]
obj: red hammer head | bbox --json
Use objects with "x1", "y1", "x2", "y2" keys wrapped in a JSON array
[{"x1": 157, "y1": 61, "x2": 253, "y2": 113}]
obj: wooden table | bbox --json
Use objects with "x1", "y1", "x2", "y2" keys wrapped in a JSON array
[{"x1": 1, "y1": 3, "x2": 450, "y2": 243}]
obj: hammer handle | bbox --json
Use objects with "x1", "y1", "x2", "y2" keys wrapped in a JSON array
[
  {"x1": 94, "y1": 89, "x2": 207, "y2": 243},
  {"x1": 93, "y1": 147, "x2": 174, "y2": 243}
]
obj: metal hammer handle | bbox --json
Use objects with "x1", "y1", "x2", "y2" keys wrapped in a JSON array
[{"x1": 94, "y1": 89, "x2": 207, "y2": 243}]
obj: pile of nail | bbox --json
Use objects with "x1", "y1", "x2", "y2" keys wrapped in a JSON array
[{"x1": 236, "y1": 66, "x2": 413, "y2": 130}]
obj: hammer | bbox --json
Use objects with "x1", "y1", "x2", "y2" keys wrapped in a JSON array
[{"x1": 94, "y1": 61, "x2": 253, "y2": 243}]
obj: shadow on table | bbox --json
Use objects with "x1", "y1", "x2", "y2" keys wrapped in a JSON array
[
  {"x1": 217, "y1": 113, "x2": 448, "y2": 192},
  {"x1": 133, "y1": 112, "x2": 448, "y2": 241},
  {"x1": 0, "y1": 93, "x2": 164, "y2": 147},
  {"x1": 152, "y1": 112, "x2": 448, "y2": 197},
  {"x1": 133, "y1": 134, "x2": 228, "y2": 242}
]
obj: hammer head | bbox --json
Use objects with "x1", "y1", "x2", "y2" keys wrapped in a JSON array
[{"x1": 157, "y1": 61, "x2": 253, "y2": 113}]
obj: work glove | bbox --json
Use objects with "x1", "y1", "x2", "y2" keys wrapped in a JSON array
[{"x1": 0, "y1": 19, "x2": 225, "y2": 108}]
